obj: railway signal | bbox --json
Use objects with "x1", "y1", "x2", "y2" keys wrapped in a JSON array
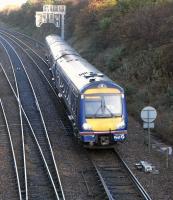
[{"x1": 35, "y1": 5, "x2": 66, "y2": 39}]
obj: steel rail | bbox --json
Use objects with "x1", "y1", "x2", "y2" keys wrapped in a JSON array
[
  {"x1": 0, "y1": 29, "x2": 47, "y2": 65},
  {"x1": 0, "y1": 33, "x2": 66, "y2": 200},
  {"x1": 115, "y1": 150, "x2": 152, "y2": 200},
  {"x1": 92, "y1": 160, "x2": 114, "y2": 200},
  {"x1": 0, "y1": 99, "x2": 22, "y2": 200},
  {"x1": 0, "y1": 28, "x2": 45, "y2": 47},
  {"x1": 0, "y1": 36, "x2": 65, "y2": 200},
  {"x1": 0, "y1": 29, "x2": 152, "y2": 200},
  {"x1": 0, "y1": 30, "x2": 70, "y2": 132},
  {"x1": 0, "y1": 30, "x2": 71, "y2": 133},
  {"x1": 0, "y1": 39, "x2": 28, "y2": 200},
  {"x1": 0, "y1": 62, "x2": 63, "y2": 200},
  {"x1": 0, "y1": 30, "x2": 60, "y2": 100},
  {"x1": 90, "y1": 149, "x2": 152, "y2": 200}
]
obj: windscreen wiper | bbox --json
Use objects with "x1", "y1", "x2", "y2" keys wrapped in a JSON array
[
  {"x1": 104, "y1": 105, "x2": 114, "y2": 117},
  {"x1": 93, "y1": 98, "x2": 114, "y2": 118},
  {"x1": 102, "y1": 97, "x2": 114, "y2": 117},
  {"x1": 93, "y1": 104, "x2": 102, "y2": 118}
]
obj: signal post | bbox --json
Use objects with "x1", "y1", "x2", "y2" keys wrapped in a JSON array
[{"x1": 35, "y1": 4, "x2": 66, "y2": 39}]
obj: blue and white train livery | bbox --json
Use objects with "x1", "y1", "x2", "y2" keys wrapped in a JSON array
[{"x1": 45, "y1": 35, "x2": 128, "y2": 147}]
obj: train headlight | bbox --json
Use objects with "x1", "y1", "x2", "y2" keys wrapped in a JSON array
[
  {"x1": 117, "y1": 120, "x2": 125, "y2": 129},
  {"x1": 82, "y1": 123, "x2": 92, "y2": 130}
]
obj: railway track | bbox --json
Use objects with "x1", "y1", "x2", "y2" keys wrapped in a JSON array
[
  {"x1": 0, "y1": 30, "x2": 54, "y2": 94},
  {"x1": 0, "y1": 29, "x2": 153, "y2": 200},
  {"x1": 0, "y1": 29, "x2": 47, "y2": 64},
  {"x1": 0, "y1": 35, "x2": 65, "y2": 200},
  {"x1": 0, "y1": 29, "x2": 112, "y2": 200},
  {"x1": 0, "y1": 30, "x2": 106, "y2": 200},
  {"x1": 89, "y1": 149, "x2": 152, "y2": 200},
  {"x1": 0, "y1": 27, "x2": 45, "y2": 47},
  {"x1": 0, "y1": 98, "x2": 22, "y2": 200},
  {"x1": 0, "y1": 28, "x2": 73, "y2": 132}
]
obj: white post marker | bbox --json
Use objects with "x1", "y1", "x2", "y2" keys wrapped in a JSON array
[
  {"x1": 35, "y1": 5, "x2": 66, "y2": 39},
  {"x1": 141, "y1": 106, "x2": 157, "y2": 153},
  {"x1": 161, "y1": 146, "x2": 172, "y2": 168}
]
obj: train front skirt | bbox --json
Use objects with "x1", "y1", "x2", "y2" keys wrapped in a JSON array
[{"x1": 80, "y1": 130, "x2": 127, "y2": 146}]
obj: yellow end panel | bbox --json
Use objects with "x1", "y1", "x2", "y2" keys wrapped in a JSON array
[
  {"x1": 86, "y1": 117, "x2": 122, "y2": 131},
  {"x1": 84, "y1": 88, "x2": 121, "y2": 94}
]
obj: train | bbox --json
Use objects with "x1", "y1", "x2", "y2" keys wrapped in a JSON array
[{"x1": 45, "y1": 35, "x2": 128, "y2": 147}]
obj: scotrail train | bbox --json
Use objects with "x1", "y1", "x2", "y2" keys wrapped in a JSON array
[{"x1": 45, "y1": 35, "x2": 128, "y2": 147}]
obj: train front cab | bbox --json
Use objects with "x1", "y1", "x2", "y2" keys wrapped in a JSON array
[{"x1": 79, "y1": 84, "x2": 127, "y2": 146}]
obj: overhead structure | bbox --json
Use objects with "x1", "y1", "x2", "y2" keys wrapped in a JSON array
[{"x1": 35, "y1": 5, "x2": 66, "y2": 39}]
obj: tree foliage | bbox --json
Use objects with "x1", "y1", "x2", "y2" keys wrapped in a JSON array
[
  {"x1": 1, "y1": 0, "x2": 173, "y2": 143},
  {"x1": 88, "y1": 0, "x2": 118, "y2": 11}
]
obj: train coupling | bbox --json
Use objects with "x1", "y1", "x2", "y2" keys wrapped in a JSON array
[{"x1": 100, "y1": 135, "x2": 110, "y2": 146}]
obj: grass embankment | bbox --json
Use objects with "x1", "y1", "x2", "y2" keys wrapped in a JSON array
[{"x1": 0, "y1": 0, "x2": 173, "y2": 143}]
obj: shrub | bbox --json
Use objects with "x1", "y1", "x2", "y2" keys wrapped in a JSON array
[
  {"x1": 117, "y1": 0, "x2": 171, "y2": 13},
  {"x1": 99, "y1": 17, "x2": 111, "y2": 30},
  {"x1": 167, "y1": 87, "x2": 173, "y2": 108},
  {"x1": 88, "y1": 0, "x2": 118, "y2": 11},
  {"x1": 155, "y1": 112, "x2": 173, "y2": 144},
  {"x1": 106, "y1": 47, "x2": 124, "y2": 71}
]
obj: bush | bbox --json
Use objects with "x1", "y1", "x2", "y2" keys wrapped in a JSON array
[
  {"x1": 88, "y1": 0, "x2": 118, "y2": 11},
  {"x1": 105, "y1": 47, "x2": 124, "y2": 71},
  {"x1": 117, "y1": 0, "x2": 171, "y2": 13},
  {"x1": 155, "y1": 112, "x2": 173, "y2": 143},
  {"x1": 1, "y1": 0, "x2": 173, "y2": 144},
  {"x1": 99, "y1": 17, "x2": 111, "y2": 30},
  {"x1": 119, "y1": 2, "x2": 173, "y2": 49},
  {"x1": 167, "y1": 87, "x2": 173, "y2": 107}
]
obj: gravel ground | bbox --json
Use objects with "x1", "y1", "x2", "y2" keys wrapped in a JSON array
[
  {"x1": 0, "y1": 33, "x2": 105, "y2": 200},
  {"x1": 0, "y1": 25, "x2": 172, "y2": 200},
  {"x1": 117, "y1": 116, "x2": 173, "y2": 200},
  {"x1": 0, "y1": 49, "x2": 21, "y2": 199}
]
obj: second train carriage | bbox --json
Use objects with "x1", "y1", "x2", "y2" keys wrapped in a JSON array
[{"x1": 45, "y1": 35, "x2": 128, "y2": 146}]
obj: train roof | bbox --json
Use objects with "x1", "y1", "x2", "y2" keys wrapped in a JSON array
[{"x1": 45, "y1": 35, "x2": 124, "y2": 93}]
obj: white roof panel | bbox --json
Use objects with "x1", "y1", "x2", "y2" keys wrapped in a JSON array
[{"x1": 45, "y1": 35, "x2": 122, "y2": 92}]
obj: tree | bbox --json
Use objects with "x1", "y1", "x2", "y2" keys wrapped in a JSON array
[{"x1": 43, "y1": 0, "x2": 57, "y2": 4}]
